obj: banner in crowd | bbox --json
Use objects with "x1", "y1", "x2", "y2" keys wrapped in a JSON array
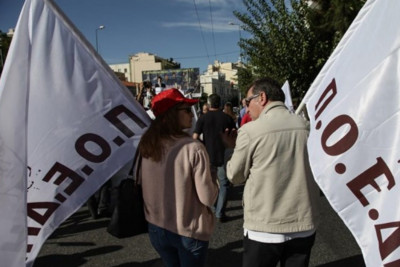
[
  {"x1": 0, "y1": 0, "x2": 151, "y2": 266},
  {"x1": 301, "y1": 0, "x2": 400, "y2": 266},
  {"x1": 142, "y1": 68, "x2": 201, "y2": 94}
]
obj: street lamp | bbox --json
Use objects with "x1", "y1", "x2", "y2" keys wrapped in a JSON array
[
  {"x1": 228, "y1": 22, "x2": 242, "y2": 62},
  {"x1": 95, "y1": 25, "x2": 105, "y2": 52}
]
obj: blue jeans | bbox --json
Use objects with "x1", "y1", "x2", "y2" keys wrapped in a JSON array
[
  {"x1": 148, "y1": 223, "x2": 209, "y2": 267},
  {"x1": 212, "y1": 165, "x2": 229, "y2": 218},
  {"x1": 213, "y1": 148, "x2": 233, "y2": 219}
]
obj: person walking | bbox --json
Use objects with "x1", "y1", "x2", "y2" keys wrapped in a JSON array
[
  {"x1": 223, "y1": 101, "x2": 238, "y2": 126},
  {"x1": 193, "y1": 94, "x2": 236, "y2": 222},
  {"x1": 222, "y1": 77, "x2": 320, "y2": 267},
  {"x1": 138, "y1": 88, "x2": 218, "y2": 267}
]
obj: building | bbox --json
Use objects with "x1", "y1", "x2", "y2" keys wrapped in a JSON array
[
  {"x1": 108, "y1": 54, "x2": 240, "y2": 104},
  {"x1": 129, "y1": 52, "x2": 180, "y2": 84},
  {"x1": 109, "y1": 63, "x2": 131, "y2": 82},
  {"x1": 142, "y1": 68, "x2": 200, "y2": 94},
  {"x1": 109, "y1": 52, "x2": 181, "y2": 98},
  {"x1": 200, "y1": 60, "x2": 242, "y2": 104}
]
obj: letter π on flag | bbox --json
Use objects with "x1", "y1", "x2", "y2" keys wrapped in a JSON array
[
  {"x1": 0, "y1": 0, "x2": 151, "y2": 266},
  {"x1": 300, "y1": 0, "x2": 400, "y2": 266}
]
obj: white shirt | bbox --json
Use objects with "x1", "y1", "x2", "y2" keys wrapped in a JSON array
[{"x1": 244, "y1": 228, "x2": 315, "y2": 243}]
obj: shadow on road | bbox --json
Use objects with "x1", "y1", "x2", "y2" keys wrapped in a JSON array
[
  {"x1": 316, "y1": 254, "x2": 365, "y2": 267},
  {"x1": 207, "y1": 240, "x2": 242, "y2": 267},
  {"x1": 48, "y1": 208, "x2": 110, "y2": 240},
  {"x1": 34, "y1": 246, "x2": 123, "y2": 266}
]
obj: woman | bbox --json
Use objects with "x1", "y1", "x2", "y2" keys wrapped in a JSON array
[{"x1": 138, "y1": 88, "x2": 218, "y2": 267}]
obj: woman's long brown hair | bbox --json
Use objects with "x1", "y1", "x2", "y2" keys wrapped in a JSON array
[{"x1": 138, "y1": 104, "x2": 189, "y2": 162}]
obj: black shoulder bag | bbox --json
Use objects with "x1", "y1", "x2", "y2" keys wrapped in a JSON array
[{"x1": 107, "y1": 153, "x2": 148, "y2": 238}]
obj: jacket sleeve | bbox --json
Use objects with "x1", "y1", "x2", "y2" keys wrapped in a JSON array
[
  {"x1": 226, "y1": 128, "x2": 251, "y2": 185},
  {"x1": 192, "y1": 144, "x2": 218, "y2": 207}
]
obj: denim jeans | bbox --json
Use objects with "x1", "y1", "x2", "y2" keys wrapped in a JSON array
[
  {"x1": 213, "y1": 165, "x2": 229, "y2": 218},
  {"x1": 148, "y1": 223, "x2": 209, "y2": 267},
  {"x1": 213, "y1": 148, "x2": 233, "y2": 219}
]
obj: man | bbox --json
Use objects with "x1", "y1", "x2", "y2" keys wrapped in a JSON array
[
  {"x1": 222, "y1": 77, "x2": 320, "y2": 267},
  {"x1": 193, "y1": 94, "x2": 236, "y2": 222},
  {"x1": 141, "y1": 81, "x2": 155, "y2": 110}
]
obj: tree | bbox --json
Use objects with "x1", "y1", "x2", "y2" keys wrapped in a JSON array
[
  {"x1": 0, "y1": 30, "x2": 13, "y2": 76},
  {"x1": 234, "y1": 0, "x2": 366, "y2": 100},
  {"x1": 237, "y1": 63, "x2": 256, "y2": 97},
  {"x1": 307, "y1": 0, "x2": 366, "y2": 47}
]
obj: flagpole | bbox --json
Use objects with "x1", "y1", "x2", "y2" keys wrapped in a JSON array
[{"x1": 295, "y1": 100, "x2": 306, "y2": 115}]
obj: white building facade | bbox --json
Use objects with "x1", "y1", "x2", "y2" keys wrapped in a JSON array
[
  {"x1": 200, "y1": 60, "x2": 242, "y2": 103},
  {"x1": 129, "y1": 52, "x2": 180, "y2": 83},
  {"x1": 109, "y1": 63, "x2": 131, "y2": 82}
]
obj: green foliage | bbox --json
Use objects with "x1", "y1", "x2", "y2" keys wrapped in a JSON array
[
  {"x1": 237, "y1": 63, "x2": 256, "y2": 97},
  {"x1": 234, "y1": 0, "x2": 366, "y2": 99},
  {"x1": 0, "y1": 30, "x2": 13, "y2": 75}
]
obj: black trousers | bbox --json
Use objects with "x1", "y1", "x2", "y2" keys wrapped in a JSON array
[{"x1": 242, "y1": 233, "x2": 316, "y2": 267}]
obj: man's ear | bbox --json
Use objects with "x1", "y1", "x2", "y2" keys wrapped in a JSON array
[{"x1": 259, "y1": 91, "x2": 268, "y2": 106}]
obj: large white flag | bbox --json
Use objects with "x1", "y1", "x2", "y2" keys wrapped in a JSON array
[
  {"x1": 0, "y1": 0, "x2": 151, "y2": 266},
  {"x1": 301, "y1": 0, "x2": 400, "y2": 266}
]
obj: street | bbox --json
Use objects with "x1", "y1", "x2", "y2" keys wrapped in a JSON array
[{"x1": 34, "y1": 185, "x2": 365, "y2": 267}]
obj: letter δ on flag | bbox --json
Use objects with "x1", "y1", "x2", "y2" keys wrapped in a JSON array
[
  {"x1": 281, "y1": 80, "x2": 294, "y2": 113},
  {"x1": 300, "y1": 0, "x2": 400, "y2": 266},
  {"x1": 0, "y1": 0, "x2": 151, "y2": 266}
]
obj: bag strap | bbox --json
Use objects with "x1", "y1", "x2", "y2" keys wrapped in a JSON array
[{"x1": 130, "y1": 150, "x2": 142, "y2": 186}]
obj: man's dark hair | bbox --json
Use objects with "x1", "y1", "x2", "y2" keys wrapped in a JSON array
[
  {"x1": 143, "y1": 81, "x2": 152, "y2": 89},
  {"x1": 247, "y1": 77, "x2": 285, "y2": 102},
  {"x1": 224, "y1": 102, "x2": 233, "y2": 108},
  {"x1": 208, "y1": 94, "x2": 221, "y2": 108}
]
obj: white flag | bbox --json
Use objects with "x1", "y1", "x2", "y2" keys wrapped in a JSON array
[
  {"x1": 281, "y1": 80, "x2": 294, "y2": 113},
  {"x1": 0, "y1": 0, "x2": 151, "y2": 266},
  {"x1": 302, "y1": 0, "x2": 400, "y2": 266}
]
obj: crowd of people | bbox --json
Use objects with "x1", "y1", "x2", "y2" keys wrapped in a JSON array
[{"x1": 132, "y1": 76, "x2": 320, "y2": 267}]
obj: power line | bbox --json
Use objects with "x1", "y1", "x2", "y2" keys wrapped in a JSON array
[
  {"x1": 193, "y1": 0, "x2": 211, "y2": 64},
  {"x1": 208, "y1": 0, "x2": 217, "y2": 61},
  {"x1": 174, "y1": 50, "x2": 238, "y2": 60}
]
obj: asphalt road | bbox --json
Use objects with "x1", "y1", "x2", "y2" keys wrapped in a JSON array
[{"x1": 34, "y1": 185, "x2": 366, "y2": 267}]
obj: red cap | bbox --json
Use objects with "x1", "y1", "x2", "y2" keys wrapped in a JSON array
[{"x1": 151, "y1": 88, "x2": 198, "y2": 117}]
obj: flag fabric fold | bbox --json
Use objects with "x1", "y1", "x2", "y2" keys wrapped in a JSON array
[
  {"x1": 0, "y1": 0, "x2": 151, "y2": 265},
  {"x1": 302, "y1": 0, "x2": 400, "y2": 266}
]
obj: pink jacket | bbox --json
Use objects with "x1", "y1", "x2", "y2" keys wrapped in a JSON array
[{"x1": 140, "y1": 136, "x2": 218, "y2": 241}]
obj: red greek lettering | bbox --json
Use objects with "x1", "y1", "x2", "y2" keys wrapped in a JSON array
[{"x1": 347, "y1": 157, "x2": 395, "y2": 207}]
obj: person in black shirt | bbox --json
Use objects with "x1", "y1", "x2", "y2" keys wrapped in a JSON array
[{"x1": 193, "y1": 94, "x2": 236, "y2": 222}]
